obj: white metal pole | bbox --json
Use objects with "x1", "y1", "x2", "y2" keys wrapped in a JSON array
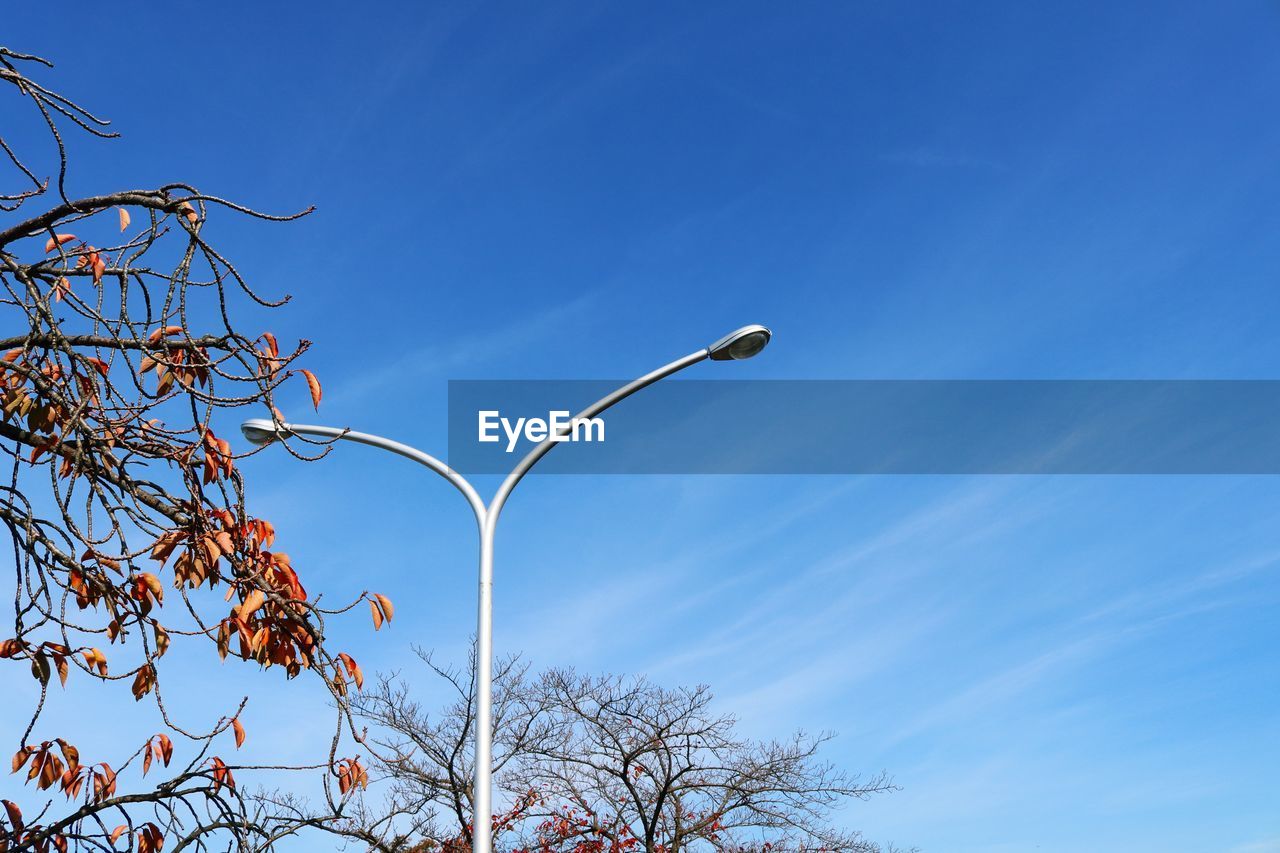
[
  {"x1": 472, "y1": 528, "x2": 495, "y2": 853},
  {"x1": 471, "y1": 346, "x2": 709, "y2": 853}
]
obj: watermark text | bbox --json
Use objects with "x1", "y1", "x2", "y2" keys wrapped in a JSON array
[{"x1": 477, "y1": 410, "x2": 605, "y2": 453}]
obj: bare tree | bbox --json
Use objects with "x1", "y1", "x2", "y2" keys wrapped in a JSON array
[
  {"x1": 342, "y1": 649, "x2": 556, "y2": 853},
  {"x1": 348, "y1": 656, "x2": 907, "y2": 853},
  {"x1": 0, "y1": 46, "x2": 393, "y2": 852}
]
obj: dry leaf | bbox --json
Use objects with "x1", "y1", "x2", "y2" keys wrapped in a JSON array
[
  {"x1": 44, "y1": 234, "x2": 76, "y2": 253},
  {"x1": 373, "y1": 593, "x2": 394, "y2": 623},
  {"x1": 300, "y1": 369, "x2": 322, "y2": 410}
]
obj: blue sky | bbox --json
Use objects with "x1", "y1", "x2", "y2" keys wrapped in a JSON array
[{"x1": 4, "y1": 3, "x2": 1280, "y2": 851}]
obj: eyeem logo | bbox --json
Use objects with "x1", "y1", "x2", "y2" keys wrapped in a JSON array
[{"x1": 477, "y1": 410, "x2": 605, "y2": 453}]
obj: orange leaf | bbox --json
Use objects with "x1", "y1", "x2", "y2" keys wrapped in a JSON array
[
  {"x1": 300, "y1": 369, "x2": 322, "y2": 410},
  {"x1": 337, "y1": 765, "x2": 351, "y2": 795},
  {"x1": 92, "y1": 763, "x2": 117, "y2": 802},
  {"x1": 44, "y1": 234, "x2": 75, "y2": 253},
  {"x1": 82, "y1": 648, "x2": 108, "y2": 676},
  {"x1": 232, "y1": 717, "x2": 246, "y2": 749},
  {"x1": 146, "y1": 325, "x2": 184, "y2": 344},
  {"x1": 131, "y1": 665, "x2": 156, "y2": 701},
  {"x1": 209, "y1": 757, "x2": 234, "y2": 792},
  {"x1": 118, "y1": 207, "x2": 131, "y2": 232},
  {"x1": 238, "y1": 589, "x2": 266, "y2": 616},
  {"x1": 373, "y1": 593, "x2": 394, "y2": 624},
  {"x1": 5, "y1": 799, "x2": 25, "y2": 832},
  {"x1": 138, "y1": 823, "x2": 164, "y2": 853},
  {"x1": 38, "y1": 752, "x2": 62, "y2": 789},
  {"x1": 56, "y1": 740, "x2": 78, "y2": 776},
  {"x1": 337, "y1": 653, "x2": 364, "y2": 690},
  {"x1": 110, "y1": 825, "x2": 127, "y2": 844},
  {"x1": 369, "y1": 598, "x2": 383, "y2": 631},
  {"x1": 11, "y1": 747, "x2": 33, "y2": 774}
]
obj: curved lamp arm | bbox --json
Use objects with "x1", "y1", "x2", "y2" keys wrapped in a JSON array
[
  {"x1": 486, "y1": 322, "x2": 773, "y2": 524},
  {"x1": 484, "y1": 347, "x2": 708, "y2": 529},
  {"x1": 240, "y1": 422, "x2": 488, "y2": 529}
]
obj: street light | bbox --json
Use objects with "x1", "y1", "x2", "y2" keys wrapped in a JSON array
[
  {"x1": 708, "y1": 323, "x2": 771, "y2": 361},
  {"x1": 240, "y1": 324, "x2": 771, "y2": 853}
]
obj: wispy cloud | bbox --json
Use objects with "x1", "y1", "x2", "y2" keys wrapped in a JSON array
[
  {"x1": 1229, "y1": 838, "x2": 1280, "y2": 853},
  {"x1": 880, "y1": 146, "x2": 1006, "y2": 171},
  {"x1": 880, "y1": 631, "x2": 1111, "y2": 750},
  {"x1": 1082, "y1": 547, "x2": 1280, "y2": 625},
  {"x1": 324, "y1": 290, "x2": 601, "y2": 409}
]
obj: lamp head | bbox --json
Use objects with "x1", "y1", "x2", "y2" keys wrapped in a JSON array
[
  {"x1": 708, "y1": 324, "x2": 772, "y2": 361},
  {"x1": 241, "y1": 418, "x2": 283, "y2": 447}
]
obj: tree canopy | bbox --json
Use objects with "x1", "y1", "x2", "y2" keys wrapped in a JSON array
[
  {"x1": 0, "y1": 45, "x2": 391, "y2": 853},
  {"x1": 347, "y1": 651, "x2": 906, "y2": 853}
]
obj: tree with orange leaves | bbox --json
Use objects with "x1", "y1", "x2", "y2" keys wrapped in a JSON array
[{"x1": 0, "y1": 46, "x2": 389, "y2": 852}]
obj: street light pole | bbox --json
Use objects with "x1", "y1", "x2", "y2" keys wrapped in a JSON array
[{"x1": 241, "y1": 324, "x2": 771, "y2": 853}]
